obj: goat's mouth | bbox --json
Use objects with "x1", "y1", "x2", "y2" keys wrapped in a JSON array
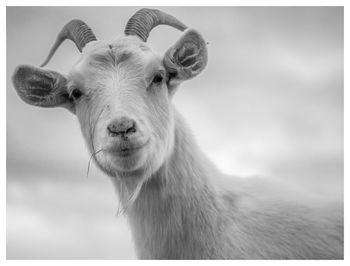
[
  {"x1": 105, "y1": 139, "x2": 150, "y2": 158},
  {"x1": 99, "y1": 139, "x2": 150, "y2": 173}
]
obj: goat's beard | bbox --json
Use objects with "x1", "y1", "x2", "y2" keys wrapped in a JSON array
[
  {"x1": 90, "y1": 142, "x2": 168, "y2": 214},
  {"x1": 83, "y1": 130, "x2": 175, "y2": 215}
]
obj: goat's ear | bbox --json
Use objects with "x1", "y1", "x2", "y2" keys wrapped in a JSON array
[
  {"x1": 12, "y1": 65, "x2": 73, "y2": 111},
  {"x1": 163, "y1": 29, "x2": 208, "y2": 89}
]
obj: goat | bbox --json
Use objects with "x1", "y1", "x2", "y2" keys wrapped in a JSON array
[{"x1": 12, "y1": 8, "x2": 343, "y2": 259}]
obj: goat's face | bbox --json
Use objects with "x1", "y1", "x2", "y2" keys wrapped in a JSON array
[
  {"x1": 71, "y1": 38, "x2": 177, "y2": 176},
  {"x1": 12, "y1": 10, "x2": 207, "y2": 179}
]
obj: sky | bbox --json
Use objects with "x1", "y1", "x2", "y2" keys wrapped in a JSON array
[{"x1": 6, "y1": 7, "x2": 343, "y2": 259}]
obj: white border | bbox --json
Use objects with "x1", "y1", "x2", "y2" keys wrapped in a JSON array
[
  {"x1": 2, "y1": 1, "x2": 348, "y2": 265},
  {"x1": 2, "y1": 0, "x2": 349, "y2": 6}
]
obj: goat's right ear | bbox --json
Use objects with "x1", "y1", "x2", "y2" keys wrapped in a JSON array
[
  {"x1": 12, "y1": 65, "x2": 73, "y2": 111},
  {"x1": 163, "y1": 29, "x2": 208, "y2": 90}
]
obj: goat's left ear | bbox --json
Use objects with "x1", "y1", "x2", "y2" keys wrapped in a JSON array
[{"x1": 163, "y1": 29, "x2": 208, "y2": 89}]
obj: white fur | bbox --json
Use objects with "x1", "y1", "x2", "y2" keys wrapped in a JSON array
[
  {"x1": 112, "y1": 110, "x2": 343, "y2": 259},
  {"x1": 13, "y1": 34, "x2": 343, "y2": 259}
]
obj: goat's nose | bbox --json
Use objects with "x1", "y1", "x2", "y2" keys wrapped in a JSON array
[{"x1": 107, "y1": 117, "x2": 137, "y2": 137}]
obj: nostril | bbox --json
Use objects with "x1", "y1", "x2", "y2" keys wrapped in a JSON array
[
  {"x1": 126, "y1": 126, "x2": 136, "y2": 134},
  {"x1": 107, "y1": 117, "x2": 137, "y2": 137}
]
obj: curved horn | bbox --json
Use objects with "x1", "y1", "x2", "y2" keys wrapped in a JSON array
[
  {"x1": 124, "y1": 8, "x2": 187, "y2": 42},
  {"x1": 40, "y1": 19, "x2": 97, "y2": 67}
]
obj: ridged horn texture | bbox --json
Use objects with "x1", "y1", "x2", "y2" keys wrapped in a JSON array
[
  {"x1": 40, "y1": 19, "x2": 97, "y2": 67},
  {"x1": 124, "y1": 8, "x2": 187, "y2": 42}
]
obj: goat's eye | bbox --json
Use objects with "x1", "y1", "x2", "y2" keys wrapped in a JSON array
[
  {"x1": 152, "y1": 74, "x2": 163, "y2": 84},
  {"x1": 69, "y1": 87, "x2": 83, "y2": 100}
]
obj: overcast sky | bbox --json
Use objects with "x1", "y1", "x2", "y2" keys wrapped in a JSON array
[{"x1": 7, "y1": 6, "x2": 343, "y2": 259}]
